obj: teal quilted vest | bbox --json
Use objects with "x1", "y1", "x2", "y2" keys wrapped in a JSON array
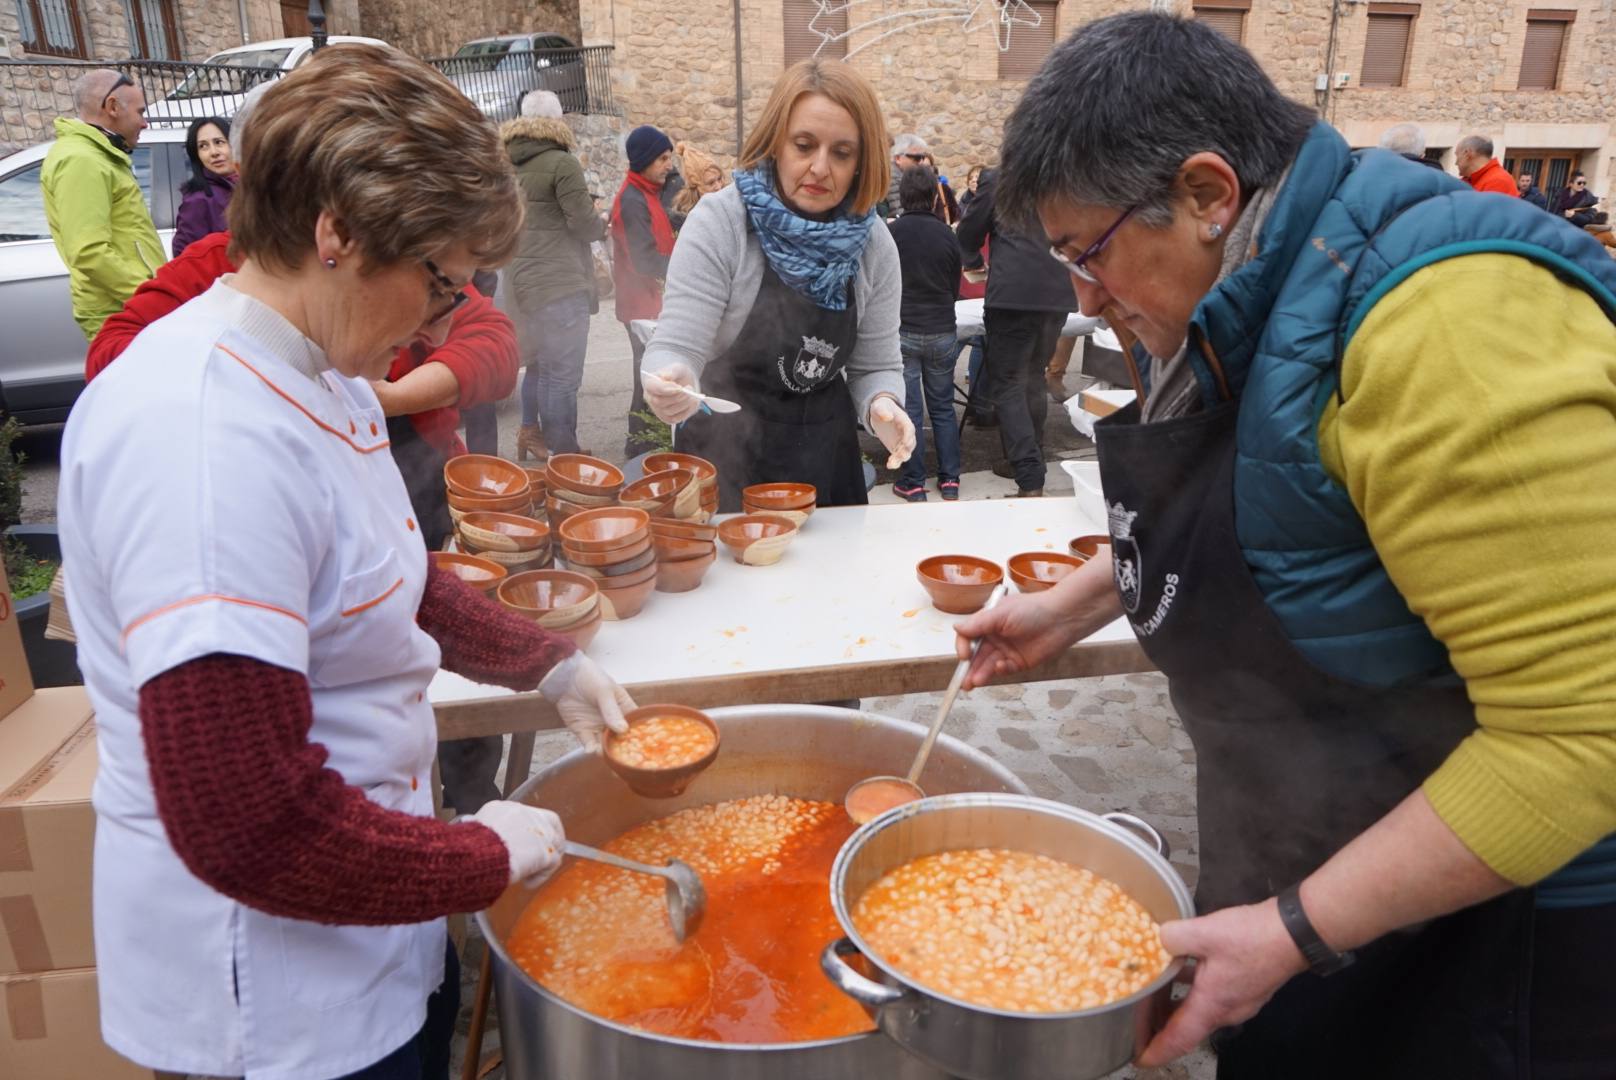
[{"x1": 1174, "y1": 122, "x2": 1616, "y2": 906}]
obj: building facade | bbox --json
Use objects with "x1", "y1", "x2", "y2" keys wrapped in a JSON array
[{"x1": 579, "y1": 0, "x2": 1615, "y2": 199}]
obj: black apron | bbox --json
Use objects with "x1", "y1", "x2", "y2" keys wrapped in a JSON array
[
  {"x1": 1094, "y1": 399, "x2": 1540, "y2": 1079},
  {"x1": 673, "y1": 262, "x2": 866, "y2": 513}
]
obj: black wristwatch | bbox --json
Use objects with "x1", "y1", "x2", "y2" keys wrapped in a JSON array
[{"x1": 1276, "y1": 884, "x2": 1356, "y2": 976}]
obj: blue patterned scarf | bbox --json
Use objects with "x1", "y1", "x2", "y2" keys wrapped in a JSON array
[{"x1": 733, "y1": 164, "x2": 876, "y2": 311}]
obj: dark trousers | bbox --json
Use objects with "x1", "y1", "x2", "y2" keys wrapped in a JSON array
[
  {"x1": 460, "y1": 402, "x2": 498, "y2": 457},
  {"x1": 624, "y1": 324, "x2": 657, "y2": 457},
  {"x1": 337, "y1": 935, "x2": 460, "y2": 1080},
  {"x1": 437, "y1": 734, "x2": 503, "y2": 815},
  {"x1": 983, "y1": 307, "x2": 1065, "y2": 492}
]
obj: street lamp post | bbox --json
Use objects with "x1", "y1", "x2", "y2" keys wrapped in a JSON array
[{"x1": 309, "y1": 0, "x2": 328, "y2": 51}]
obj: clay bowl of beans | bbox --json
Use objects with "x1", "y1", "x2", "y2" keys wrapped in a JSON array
[
  {"x1": 603, "y1": 704, "x2": 721, "y2": 798},
  {"x1": 1007, "y1": 551, "x2": 1086, "y2": 594},
  {"x1": 497, "y1": 569, "x2": 599, "y2": 629},
  {"x1": 717, "y1": 514, "x2": 799, "y2": 566},
  {"x1": 429, "y1": 551, "x2": 507, "y2": 594},
  {"x1": 822, "y1": 793, "x2": 1194, "y2": 1080},
  {"x1": 444, "y1": 453, "x2": 529, "y2": 500},
  {"x1": 458, "y1": 511, "x2": 551, "y2": 554},
  {"x1": 1069, "y1": 535, "x2": 1112, "y2": 562},
  {"x1": 546, "y1": 453, "x2": 626, "y2": 499},
  {"x1": 916, "y1": 555, "x2": 1004, "y2": 614}
]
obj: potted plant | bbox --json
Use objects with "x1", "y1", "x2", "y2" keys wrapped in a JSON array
[{"x1": 0, "y1": 418, "x2": 80, "y2": 687}]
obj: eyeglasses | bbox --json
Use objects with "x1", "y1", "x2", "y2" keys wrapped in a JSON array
[
  {"x1": 900, "y1": 153, "x2": 928, "y2": 163},
  {"x1": 1049, "y1": 204, "x2": 1138, "y2": 285},
  {"x1": 422, "y1": 259, "x2": 470, "y2": 324},
  {"x1": 100, "y1": 73, "x2": 133, "y2": 110},
  {"x1": 1574, "y1": 180, "x2": 1588, "y2": 187}
]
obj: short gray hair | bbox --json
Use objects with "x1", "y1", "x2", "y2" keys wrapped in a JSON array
[
  {"x1": 72, "y1": 68, "x2": 124, "y2": 115},
  {"x1": 1458, "y1": 134, "x2": 1492, "y2": 158},
  {"x1": 999, "y1": 12, "x2": 1314, "y2": 231},
  {"x1": 521, "y1": 90, "x2": 563, "y2": 119},
  {"x1": 891, "y1": 132, "x2": 927, "y2": 158},
  {"x1": 228, "y1": 81, "x2": 275, "y2": 163},
  {"x1": 1378, "y1": 122, "x2": 1426, "y2": 157}
]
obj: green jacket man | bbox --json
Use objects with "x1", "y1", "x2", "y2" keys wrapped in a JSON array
[{"x1": 42, "y1": 70, "x2": 165, "y2": 341}]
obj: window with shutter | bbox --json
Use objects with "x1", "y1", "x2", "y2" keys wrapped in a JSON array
[
  {"x1": 998, "y1": 1, "x2": 1058, "y2": 80},
  {"x1": 1194, "y1": 3, "x2": 1247, "y2": 44},
  {"x1": 16, "y1": 0, "x2": 90, "y2": 59},
  {"x1": 1361, "y1": 6, "x2": 1416, "y2": 88},
  {"x1": 1518, "y1": 11, "x2": 1572, "y2": 90},
  {"x1": 784, "y1": 0, "x2": 846, "y2": 65}
]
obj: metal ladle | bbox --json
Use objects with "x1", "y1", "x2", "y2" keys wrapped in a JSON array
[
  {"x1": 845, "y1": 584, "x2": 1009, "y2": 825},
  {"x1": 563, "y1": 841, "x2": 707, "y2": 943}
]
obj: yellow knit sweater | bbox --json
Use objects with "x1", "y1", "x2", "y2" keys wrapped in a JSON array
[{"x1": 1318, "y1": 253, "x2": 1616, "y2": 885}]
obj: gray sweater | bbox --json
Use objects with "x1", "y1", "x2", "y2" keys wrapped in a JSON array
[{"x1": 641, "y1": 184, "x2": 905, "y2": 423}]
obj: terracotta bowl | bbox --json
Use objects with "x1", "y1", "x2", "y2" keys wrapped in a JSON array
[
  {"x1": 545, "y1": 497, "x2": 585, "y2": 527},
  {"x1": 571, "y1": 555, "x2": 659, "y2": 589},
  {"x1": 620, "y1": 468, "x2": 695, "y2": 506},
  {"x1": 603, "y1": 704, "x2": 721, "y2": 798},
  {"x1": 650, "y1": 518, "x2": 720, "y2": 544},
  {"x1": 655, "y1": 545, "x2": 718, "y2": 593},
  {"x1": 717, "y1": 514, "x2": 798, "y2": 566},
  {"x1": 652, "y1": 531, "x2": 714, "y2": 561},
  {"x1": 447, "y1": 486, "x2": 532, "y2": 515},
  {"x1": 916, "y1": 554, "x2": 1005, "y2": 614},
  {"x1": 553, "y1": 607, "x2": 603, "y2": 649},
  {"x1": 741, "y1": 482, "x2": 817, "y2": 512},
  {"x1": 559, "y1": 507, "x2": 652, "y2": 553},
  {"x1": 547, "y1": 484, "x2": 619, "y2": 509},
  {"x1": 564, "y1": 541, "x2": 656, "y2": 575},
  {"x1": 644, "y1": 452, "x2": 717, "y2": 489},
  {"x1": 444, "y1": 454, "x2": 529, "y2": 499},
  {"x1": 457, "y1": 511, "x2": 550, "y2": 553},
  {"x1": 457, "y1": 542, "x2": 552, "y2": 571},
  {"x1": 522, "y1": 465, "x2": 549, "y2": 488},
  {"x1": 535, "y1": 593, "x2": 601, "y2": 631},
  {"x1": 497, "y1": 569, "x2": 599, "y2": 625},
  {"x1": 1069, "y1": 534, "x2": 1113, "y2": 562},
  {"x1": 597, "y1": 573, "x2": 657, "y2": 621},
  {"x1": 429, "y1": 551, "x2": 507, "y2": 593},
  {"x1": 1007, "y1": 551, "x2": 1086, "y2": 594},
  {"x1": 742, "y1": 503, "x2": 815, "y2": 528},
  {"x1": 546, "y1": 453, "x2": 625, "y2": 498}
]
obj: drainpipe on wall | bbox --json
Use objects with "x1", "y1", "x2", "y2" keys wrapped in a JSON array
[
  {"x1": 237, "y1": 0, "x2": 251, "y2": 45},
  {"x1": 1320, "y1": 0, "x2": 1343, "y2": 123},
  {"x1": 732, "y1": 0, "x2": 744, "y2": 156}
]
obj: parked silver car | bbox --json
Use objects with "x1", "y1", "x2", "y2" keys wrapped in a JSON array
[
  {"x1": 0, "y1": 128, "x2": 188, "y2": 423},
  {"x1": 444, "y1": 33, "x2": 589, "y2": 121},
  {"x1": 144, "y1": 35, "x2": 388, "y2": 127}
]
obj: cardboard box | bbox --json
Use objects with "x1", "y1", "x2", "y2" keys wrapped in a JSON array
[
  {"x1": 0, "y1": 686, "x2": 98, "y2": 975},
  {"x1": 1079, "y1": 387, "x2": 1137, "y2": 419},
  {"x1": 1, "y1": 967, "x2": 160, "y2": 1079},
  {"x1": 0, "y1": 559, "x2": 38, "y2": 721}
]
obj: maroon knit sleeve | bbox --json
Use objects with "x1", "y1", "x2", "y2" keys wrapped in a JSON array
[
  {"x1": 416, "y1": 564, "x2": 577, "y2": 691},
  {"x1": 140, "y1": 654, "x2": 511, "y2": 925}
]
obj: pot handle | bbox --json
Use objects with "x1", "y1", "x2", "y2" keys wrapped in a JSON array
[
  {"x1": 820, "y1": 938, "x2": 909, "y2": 1009},
  {"x1": 1103, "y1": 811, "x2": 1170, "y2": 859}
]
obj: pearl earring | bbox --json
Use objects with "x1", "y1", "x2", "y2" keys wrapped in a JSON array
[
  {"x1": 324, "y1": 257, "x2": 337, "y2": 268},
  {"x1": 1208, "y1": 223, "x2": 1224, "y2": 240}
]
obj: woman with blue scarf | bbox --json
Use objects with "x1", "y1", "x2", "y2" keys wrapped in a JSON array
[{"x1": 639, "y1": 60, "x2": 914, "y2": 511}]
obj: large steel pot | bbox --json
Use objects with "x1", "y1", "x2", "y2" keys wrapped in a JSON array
[
  {"x1": 477, "y1": 705, "x2": 1030, "y2": 1080},
  {"x1": 821, "y1": 794, "x2": 1195, "y2": 1080}
]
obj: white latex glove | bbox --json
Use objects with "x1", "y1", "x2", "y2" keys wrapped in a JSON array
[
  {"x1": 539, "y1": 653, "x2": 635, "y2": 752},
  {"x1": 868, "y1": 394, "x2": 917, "y2": 469},
  {"x1": 468, "y1": 800, "x2": 565, "y2": 887},
  {"x1": 641, "y1": 363, "x2": 701, "y2": 425}
]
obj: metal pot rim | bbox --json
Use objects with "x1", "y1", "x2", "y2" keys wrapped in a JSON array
[
  {"x1": 828, "y1": 792, "x2": 1195, "y2": 1020},
  {"x1": 473, "y1": 704, "x2": 1031, "y2": 1052}
]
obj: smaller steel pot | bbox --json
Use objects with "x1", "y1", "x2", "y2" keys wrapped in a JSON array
[{"x1": 822, "y1": 794, "x2": 1194, "y2": 1080}]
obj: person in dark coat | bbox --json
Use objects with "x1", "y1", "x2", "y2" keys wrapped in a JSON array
[
  {"x1": 172, "y1": 115, "x2": 236, "y2": 257},
  {"x1": 1517, "y1": 173, "x2": 1549, "y2": 211},
  {"x1": 1552, "y1": 172, "x2": 1600, "y2": 227},
  {"x1": 956, "y1": 167, "x2": 1075, "y2": 496}
]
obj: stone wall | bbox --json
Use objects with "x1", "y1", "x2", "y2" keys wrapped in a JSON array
[
  {"x1": 357, "y1": 0, "x2": 580, "y2": 57},
  {"x1": 578, "y1": 0, "x2": 1616, "y2": 195}
]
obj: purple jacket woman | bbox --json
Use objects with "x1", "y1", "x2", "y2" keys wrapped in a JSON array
[{"x1": 172, "y1": 116, "x2": 236, "y2": 257}]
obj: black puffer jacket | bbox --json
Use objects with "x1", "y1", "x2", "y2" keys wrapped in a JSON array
[
  {"x1": 501, "y1": 116, "x2": 605, "y2": 314},
  {"x1": 955, "y1": 169, "x2": 1074, "y2": 314}
]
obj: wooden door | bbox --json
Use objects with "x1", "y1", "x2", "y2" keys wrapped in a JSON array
[{"x1": 280, "y1": 0, "x2": 311, "y2": 37}]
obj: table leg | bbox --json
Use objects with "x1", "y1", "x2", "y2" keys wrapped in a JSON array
[{"x1": 503, "y1": 731, "x2": 537, "y2": 798}]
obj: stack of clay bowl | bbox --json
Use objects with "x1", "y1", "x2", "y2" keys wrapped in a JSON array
[
  {"x1": 429, "y1": 551, "x2": 507, "y2": 595},
  {"x1": 619, "y1": 467, "x2": 704, "y2": 522},
  {"x1": 647, "y1": 515, "x2": 718, "y2": 593},
  {"x1": 545, "y1": 454, "x2": 624, "y2": 532},
  {"x1": 558, "y1": 507, "x2": 656, "y2": 620},
  {"x1": 455, "y1": 510, "x2": 553, "y2": 574},
  {"x1": 521, "y1": 465, "x2": 549, "y2": 509},
  {"x1": 643, "y1": 452, "x2": 719, "y2": 523},
  {"x1": 740, "y1": 482, "x2": 817, "y2": 528},
  {"x1": 444, "y1": 454, "x2": 533, "y2": 526},
  {"x1": 497, "y1": 569, "x2": 602, "y2": 648}
]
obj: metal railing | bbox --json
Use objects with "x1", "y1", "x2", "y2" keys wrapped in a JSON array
[
  {"x1": 422, "y1": 46, "x2": 616, "y2": 121},
  {"x1": 1, "y1": 45, "x2": 616, "y2": 155}
]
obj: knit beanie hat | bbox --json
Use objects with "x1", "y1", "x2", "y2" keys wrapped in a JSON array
[{"x1": 626, "y1": 125, "x2": 674, "y2": 174}]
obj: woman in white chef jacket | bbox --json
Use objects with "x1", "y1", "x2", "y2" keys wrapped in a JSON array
[{"x1": 57, "y1": 47, "x2": 634, "y2": 1080}]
